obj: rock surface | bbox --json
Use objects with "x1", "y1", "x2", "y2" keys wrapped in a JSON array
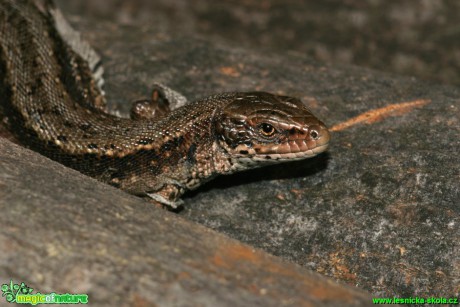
[
  {"x1": 59, "y1": 0, "x2": 460, "y2": 86},
  {"x1": 0, "y1": 138, "x2": 372, "y2": 306}
]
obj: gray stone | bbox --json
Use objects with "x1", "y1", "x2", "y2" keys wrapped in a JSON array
[{"x1": 0, "y1": 138, "x2": 371, "y2": 306}]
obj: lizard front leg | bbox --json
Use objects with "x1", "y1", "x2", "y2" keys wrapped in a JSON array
[
  {"x1": 147, "y1": 184, "x2": 185, "y2": 209},
  {"x1": 145, "y1": 174, "x2": 188, "y2": 208}
]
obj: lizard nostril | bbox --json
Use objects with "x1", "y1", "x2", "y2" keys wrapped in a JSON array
[{"x1": 310, "y1": 130, "x2": 319, "y2": 140}]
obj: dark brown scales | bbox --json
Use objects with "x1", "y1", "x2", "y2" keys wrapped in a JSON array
[{"x1": 0, "y1": 0, "x2": 330, "y2": 207}]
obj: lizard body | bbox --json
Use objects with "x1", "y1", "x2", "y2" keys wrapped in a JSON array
[{"x1": 0, "y1": 0, "x2": 330, "y2": 207}]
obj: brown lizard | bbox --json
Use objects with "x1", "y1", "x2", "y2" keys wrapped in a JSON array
[{"x1": 0, "y1": 0, "x2": 330, "y2": 207}]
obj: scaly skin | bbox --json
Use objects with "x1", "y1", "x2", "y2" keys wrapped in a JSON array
[{"x1": 0, "y1": 0, "x2": 330, "y2": 207}]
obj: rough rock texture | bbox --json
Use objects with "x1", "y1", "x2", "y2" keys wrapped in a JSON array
[
  {"x1": 59, "y1": 0, "x2": 460, "y2": 86},
  {"x1": 1, "y1": 0, "x2": 458, "y2": 303},
  {"x1": 0, "y1": 138, "x2": 372, "y2": 306}
]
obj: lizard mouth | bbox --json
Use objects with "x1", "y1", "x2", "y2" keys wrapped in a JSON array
[{"x1": 253, "y1": 142, "x2": 330, "y2": 161}]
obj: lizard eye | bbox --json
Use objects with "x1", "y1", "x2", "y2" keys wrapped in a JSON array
[{"x1": 259, "y1": 123, "x2": 276, "y2": 137}]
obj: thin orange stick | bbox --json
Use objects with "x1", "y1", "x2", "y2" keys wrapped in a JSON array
[{"x1": 330, "y1": 99, "x2": 431, "y2": 132}]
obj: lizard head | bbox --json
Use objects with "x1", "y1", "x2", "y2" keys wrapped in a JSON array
[{"x1": 215, "y1": 92, "x2": 330, "y2": 166}]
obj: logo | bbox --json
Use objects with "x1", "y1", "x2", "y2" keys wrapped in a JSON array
[{"x1": 1, "y1": 280, "x2": 88, "y2": 305}]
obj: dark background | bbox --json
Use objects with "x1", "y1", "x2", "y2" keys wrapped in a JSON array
[{"x1": 59, "y1": 0, "x2": 460, "y2": 86}]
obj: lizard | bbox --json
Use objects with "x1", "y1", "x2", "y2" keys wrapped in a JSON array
[{"x1": 0, "y1": 0, "x2": 330, "y2": 208}]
